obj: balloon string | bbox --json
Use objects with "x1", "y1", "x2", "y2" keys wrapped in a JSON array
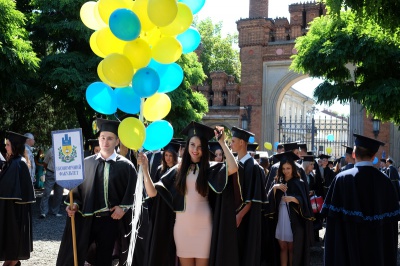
[{"x1": 127, "y1": 98, "x2": 145, "y2": 266}]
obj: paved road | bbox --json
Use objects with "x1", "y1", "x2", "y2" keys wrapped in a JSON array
[{"x1": 2, "y1": 192, "x2": 399, "y2": 265}]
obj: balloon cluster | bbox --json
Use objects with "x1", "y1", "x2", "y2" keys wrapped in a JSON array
[{"x1": 81, "y1": 0, "x2": 205, "y2": 150}]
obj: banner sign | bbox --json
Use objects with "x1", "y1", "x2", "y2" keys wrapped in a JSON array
[{"x1": 52, "y1": 128, "x2": 85, "y2": 190}]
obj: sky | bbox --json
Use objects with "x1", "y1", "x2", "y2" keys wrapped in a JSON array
[{"x1": 196, "y1": 0, "x2": 350, "y2": 115}]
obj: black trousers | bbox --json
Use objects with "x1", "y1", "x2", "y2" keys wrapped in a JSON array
[{"x1": 88, "y1": 216, "x2": 118, "y2": 266}]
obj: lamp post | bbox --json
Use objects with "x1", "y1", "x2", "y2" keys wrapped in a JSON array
[
  {"x1": 240, "y1": 105, "x2": 252, "y2": 130},
  {"x1": 307, "y1": 106, "x2": 317, "y2": 154},
  {"x1": 372, "y1": 118, "x2": 381, "y2": 138}
]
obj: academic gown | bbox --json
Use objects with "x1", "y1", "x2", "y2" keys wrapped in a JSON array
[
  {"x1": 56, "y1": 154, "x2": 137, "y2": 266},
  {"x1": 340, "y1": 163, "x2": 354, "y2": 172},
  {"x1": 237, "y1": 157, "x2": 268, "y2": 266},
  {"x1": 143, "y1": 162, "x2": 239, "y2": 266},
  {"x1": 385, "y1": 165, "x2": 400, "y2": 200},
  {"x1": 267, "y1": 177, "x2": 314, "y2": 266},
  {"x1": 0, "y1": 156, "x2": 35, "y2": 261},
  {"x1": 322, "y1": 164, "x2": 400, "y2": 266}
]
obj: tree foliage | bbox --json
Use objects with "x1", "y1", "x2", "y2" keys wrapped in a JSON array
[
  {"x1": 326, "y1": 0, "x2": 400, "y2": 32},
  {"x1": 291, "y1": 11, "x2": 400, "y2": 123},
  {"x1": 196, "y1": 18, "x2": 241, "y2": 83},
  {"x1": 0, "y1": 0, "x2": 40, "y2": 101}
]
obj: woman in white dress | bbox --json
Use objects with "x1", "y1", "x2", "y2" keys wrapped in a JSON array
[{"x1": 267, "y1": 151, "x2": 314, "y2": 266}]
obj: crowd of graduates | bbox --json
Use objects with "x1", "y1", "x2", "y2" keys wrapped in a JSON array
[{"x1": 1, "y1": 119, "x2": 400, "y2": 266}]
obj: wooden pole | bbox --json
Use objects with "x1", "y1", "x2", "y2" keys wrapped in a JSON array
[{"x1": 69, "y1": 190, "x2": 78, "y2": 266}]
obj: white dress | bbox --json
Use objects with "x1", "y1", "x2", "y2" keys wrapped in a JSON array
[{"x1": 275, "y1": 198, "x2": 293, "y2": 242}]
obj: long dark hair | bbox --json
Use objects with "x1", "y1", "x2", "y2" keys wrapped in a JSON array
[
  {"x1": 275, "y1": 158, "x2": 301, "y2": 183},
  {"x1": 7, "y1": 137, "x2": 26, "y2": 161},
  {"x1": 161, "y1": 150, "x2": 178, "y2": 172},
  {"x1": 175, "y1": 136, "x2": 210, "y2": 197}
]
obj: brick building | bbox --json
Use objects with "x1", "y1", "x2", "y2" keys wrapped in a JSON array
[{"x1": 196, "y1": 0, "x2": 400, "y2": 164}]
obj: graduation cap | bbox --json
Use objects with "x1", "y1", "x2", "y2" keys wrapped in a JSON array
[
  {"x1": 302, "y1": 155, "x2": 315, "y2": 162},
  {"x1": 380, "y1": 158, "x2": 386, "y2": 163},
  {"x1": 6, "y1": 131, "x2": 28, "y2": 144},
  {"x1": 87, "y1": 139, "x2": 99, "y2": 148},
  {"x1": 162, "y1": 141, "x2": 180, "y2": 154},
  {"x1": 96, "y1": 118, "x2": 120, "y2": 136},
  {"x1": 254, "y1": 154, "x2": 260, "y2": 160},
  {"x1": 181, "y1": 121, "x2": 215, "y2": 141},
  {"x1": 231, "y1": 126, "x2": 254, "y2": 142},
  {"x1": 247, "y1": 143, "x2": 259, "y2": 152},
  {"x1": 342, "y1": 145, "x2": 353, "y2": 155},
  {"x1": 298, "y1": 143, "x2": 307, "y2": 151},
  {"x1": 306, "y1": 151, "x2": 314, "y2": 155},
  {"x1": 208, "y1": 141, "x2": 223, "y2": 153},
  {"x1": 387, "y1": 158, "x2": 394, "y2": 164},
  {"x1": 87, "y1": 139, "x2": 100, "y2": 154},
  {"x1": 283, "y1": 142, "x2": 299, "y2": 152},
  {"x1": 260, "y1": 155, "x2": 269, "y2": 164},
  {"x1": 318, "y1": 154, "x2": 331, "y2": 159},
  {"x1": 353, "y1": 134, "x2": 384, "y2": 154},
  {"x1": 274, "y1": 151, "x2": 300, "y2": 162},
  {"x1": 277, "y1": 143, "x2": 284, "y2": 149}
]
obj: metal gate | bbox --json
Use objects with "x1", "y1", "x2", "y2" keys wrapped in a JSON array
[{"x1": 278, "y1": 114, "x2": 349, "y2": 158}]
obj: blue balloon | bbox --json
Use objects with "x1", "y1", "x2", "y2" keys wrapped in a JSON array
[
  {"x1": 147, "y1": 60, "x2": 183, "y2": 93},
  {"x1": 373, "y1": 157, "x2": 378, "y2": 164},
  {"x1": 249, "y1": 136, "x2": 255, "y2": 144},
  {"x1": 132, "y1": 67, "x2": 160, "y2": 98},
  {"x1": 115, "y1": 86, "x2": 141, "y2": 114},
  {"x1": 86, "y1": 82, "x2": 117, "y2": 115},
  {"x1": 177, "y1": 27, "x2": 201, "y2": 54},
  {"x1": 327, "y1": 134, "x2": 334, "y2": 142},
  {"x1": 178, "y1": 0, "x2": 205, "y2": 14},
  {"x1": 274, "y1": 141, "x2": 280, "y2": 149},
  {"x1": 109, "y1": 8, "x2": 141, "y2": 41},
  {"x1": 143, "y1": 120, "x2": 174, "y2": 151}
]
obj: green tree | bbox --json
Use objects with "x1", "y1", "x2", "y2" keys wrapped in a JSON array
[
  {"x1": 27, "y1": 0, "x2": 99, "y2": 142},
  {"x1": 326, "y1": 0, "x2": 400, "y2": 31},
  {"x1": 196, "y1": 18, "x2": 241, "y2": 83},
  {"x1": 291, "y1": 11, "x2": 400, "y2": 124}
]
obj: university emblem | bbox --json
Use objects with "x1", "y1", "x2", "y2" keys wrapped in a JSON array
[{"x1": 58, "y1": 134, "x2": 77, "y2": 163}]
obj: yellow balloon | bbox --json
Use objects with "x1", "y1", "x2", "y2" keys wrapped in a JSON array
[
  {"x1": 326, "y1": 147, "x2": 332, "y2": 154},
  {"x1": 152, "y1": 36, "x2": 182, "y2": 64},
  {"x1": 143, "y1": 93, "x2": 172, "y2": 121},
  {"x1": 97, "y1": 60, "x2": 120, "y2": 87},
  {"x1": 94, "y1": 2, "x2": 107, "y2": 28},
  {"x1": 123, "y1": 39, "x2": 151, "y2": 69},
  {"x1": 90, "y1": 31, "x2": 105, "y2": 58},
  {"x1": 141, "y1": 28, "x2": 162, "y2": 47},
  {"x1": 118, "y1": 117, "x2": 146, "y2": 150},
  {"x1": 132, "y1": 0, "x2": 155, "y2": 32},
  {"x1": 80, "y1": 1, "x2": 101, "y2": 30},
  {"x1": 102, "y1": 54, "x2": 134, "y2": 87},
  {"x1": 147, "y1": 0, "x2": 178, "y2": 27},
  {"x1": 98, "y1": 0, "x2": 132, "y2": 24},
  {"x1": 264, "y1": 142, "x2": 272, "y2": 150},
  {"x1": 96, "y1": 27, "x2": 126, "y2": 56},
  {"x1": 159, "y1": 3, "x2": 193, "y2": 36}
]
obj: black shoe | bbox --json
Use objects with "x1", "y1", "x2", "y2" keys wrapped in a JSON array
[{"x1": 39, "y1": 214, "x2": 46, "y2": 219}]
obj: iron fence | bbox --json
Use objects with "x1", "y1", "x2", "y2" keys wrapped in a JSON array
[{"x1": 278, "y1": 114, "x2": 349, "y2": 159}]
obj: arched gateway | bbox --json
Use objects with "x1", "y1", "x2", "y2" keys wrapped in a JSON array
[{"x1": 200, "y1": 0, "x2": 398, "y2": 161}]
